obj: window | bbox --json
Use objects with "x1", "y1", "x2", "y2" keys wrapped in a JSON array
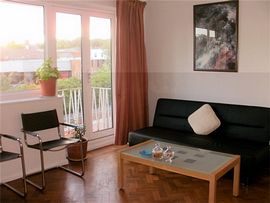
[
  {"x1": 56, "y1": 12, "x2": 83, "y2": 126},
  {"x1": 0, "y1": 2, "x2": 44, "y2": 94},
  {"x1": 195, "y1": 28, "x2": 207, "y2": 36}
]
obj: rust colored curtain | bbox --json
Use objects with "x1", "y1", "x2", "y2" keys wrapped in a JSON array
[{"x1": 115, "y1": 0, "x2": 148, "y2": 145}]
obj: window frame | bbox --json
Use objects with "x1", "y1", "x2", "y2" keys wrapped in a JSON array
[{"x1": 0, "y1": 1, "x2": 46, "y2": 101}]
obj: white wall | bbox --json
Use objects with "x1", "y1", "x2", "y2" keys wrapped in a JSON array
[
  {"x1": 0, "y1": 97, "x2": 67, "y2": 182},
  {"x1": 145, "y1": 0, "x2": 270, "y2": 123}
]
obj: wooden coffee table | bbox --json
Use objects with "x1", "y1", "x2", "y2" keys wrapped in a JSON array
[{"x1": 118, "y1": 140, "x2": 240, "y2": 203}]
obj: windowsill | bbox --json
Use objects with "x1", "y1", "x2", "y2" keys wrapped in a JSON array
[
  {"x1": 0, "y1": 89, "x2": 63, "y2": 105},
  {"x1": 0, "y1": 96, "x2": 61, "y2": 105}
]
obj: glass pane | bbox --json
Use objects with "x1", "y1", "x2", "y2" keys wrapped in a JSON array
[
  {"x1": 90, "y1": 17, "x2": 112, "y2": 132},
  {"x1": 56, "y1": 12, "x2": 83, "y2": 136},
  {"x1": 0, "y1": 2, "x2": 44, "y2": 94}
]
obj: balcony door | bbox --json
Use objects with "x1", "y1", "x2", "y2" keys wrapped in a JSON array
[
  {"x1": 55, "y1": 8, "x2": 114, "y2": 147},
  {"x1": 89, "y1": 16, "x2": 113, "y2": 137}
]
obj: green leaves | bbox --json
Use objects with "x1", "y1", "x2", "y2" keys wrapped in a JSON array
[
  {"x1": 0, "y1": 75, "x2": 11, "y2": 91},
  {"x1": 57, "y1": 77, "x2": 81, "y2": 90},
  {"x1": 36, "y1": 58, "x2": 60, "y2": 80},
  {"x1": 91, "y1": 63, "x2": 111, "y2": 88}
]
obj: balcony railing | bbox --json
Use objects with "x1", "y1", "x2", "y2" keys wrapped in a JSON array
[{"x1": 58, "y1": 87, "x2": 112, "y2": 132}]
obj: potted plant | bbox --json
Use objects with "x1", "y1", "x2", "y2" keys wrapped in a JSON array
[
  {"x1": 67, "y1": 126, "x2": 88, "y2": 161},
  {"x1": 36, "y1": 58, "x2": 60, "y2": 96}
]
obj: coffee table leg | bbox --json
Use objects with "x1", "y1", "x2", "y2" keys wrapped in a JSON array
[
  {"x1": 209, "y1": 178, "x2": 217, "y2": 203},
  {"x1": 149, "y1": 167, "x2": 155, "y2": 174},
  {"x1": 118, "y1": 154, "x2": 124, "y2": 190},
  {"x1": 233, "y1": 159, "x2": 240, "y2": 197}
]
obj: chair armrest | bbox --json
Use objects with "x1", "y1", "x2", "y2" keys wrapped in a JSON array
[
  {"x1": 22, "y1": 130, "x2": 39, "y2": 137},
  {"x1": 59, "y1": 123, "x2": 86, "y2": 140},
  {"x1": 0, "y1": 133, "x2": 21, "y2": 141},
  {"x1": 59, "y1": 122, "x2": 79, "y2": 129},
  {"x1": 0, "y1": 134, "x2": 23, "y2": 154},
  {"x1": 21, "y1": 130, "x2": 42, "y2": 146}
]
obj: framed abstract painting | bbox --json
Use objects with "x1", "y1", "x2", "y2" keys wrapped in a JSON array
[{"x1": 193, "y1": 1, "x2": 239, "y2": 72}]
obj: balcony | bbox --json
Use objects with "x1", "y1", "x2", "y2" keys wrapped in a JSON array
[{"x1": 58, "y1": 87, "x2": 112, "y2": 132}]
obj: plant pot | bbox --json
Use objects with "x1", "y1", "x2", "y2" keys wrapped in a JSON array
[
  {"x1": 67, "y1": 138, "x2": 88, "y2": 161},
  {"x1": 40, "y1": 78, "x2": 57, "y2": 96}
]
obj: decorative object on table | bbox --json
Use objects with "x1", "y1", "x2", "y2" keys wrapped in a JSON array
[
  {"x1": 67, "y1": 126, "x2": 88, "y2": 161},
  {"x1": 152, "y1": 143, "x2": 163, "y2": 159},
  {"x1": 193, "y1": 1, "x2": 238, "y2": 72},
  {"x1": 163, "y1": 146, "x2": 175, "y2": 163},
  {"x1": 139, "y1": 149, "x2": 152, "y2": 157},
  {"x1": 36, "y1": 58, "x2": 60, "y2": 96}
]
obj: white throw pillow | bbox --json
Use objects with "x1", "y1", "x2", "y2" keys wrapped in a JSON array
[{"x1": 188, "y1": 104, "x2": 221, "y2": 135}]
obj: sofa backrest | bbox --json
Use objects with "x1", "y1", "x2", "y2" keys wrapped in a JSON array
[{"x1": 153, "y1": 98, "x2": 270, "y2": 144}]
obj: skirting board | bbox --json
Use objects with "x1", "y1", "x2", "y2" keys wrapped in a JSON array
[
  {"x1": 0, "y1": 160, "x2": 68, "y2": 184},
  {"x1": 87, "y1": 134, "x2": 115, "y2": 151}
]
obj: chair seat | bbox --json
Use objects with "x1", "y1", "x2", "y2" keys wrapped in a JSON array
[
  {"x1": 28, "y1": 137, "x2": 80, "y2": 151},
  {"x1": 0, "y1": 151, "x2": 20, "y2": 162}
]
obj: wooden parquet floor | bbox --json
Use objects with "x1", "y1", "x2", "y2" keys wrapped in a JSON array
[{"x1": 0, "y1": 145, "x2": 269, "y2": 203}]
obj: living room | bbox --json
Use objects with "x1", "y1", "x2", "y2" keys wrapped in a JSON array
[{"x1": 0, "y1": 0, "x2": 269, "y2": 202}]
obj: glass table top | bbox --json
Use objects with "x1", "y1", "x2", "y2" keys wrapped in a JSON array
[{"x1": 121, "y1": 140, "x2": 236, "y2": 174}]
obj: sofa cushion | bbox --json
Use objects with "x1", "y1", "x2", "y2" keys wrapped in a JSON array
[
  {"x1": 188, "y1": 104, "x2": 221, "y2": 135},
  {"x1": 214, "y1": 137, "x2": 269, "y2": 176},
  {"x1": 128, "y1": 127, "x2": 219, "y2": 148},
  {"x1": 153, "y1": 99, "x2": 196, "y2": 132}
]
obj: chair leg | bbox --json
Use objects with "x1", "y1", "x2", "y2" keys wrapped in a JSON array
[
  {"x1": 2, "y1": 182, "x2": 25, "y2": 197},
  {"x1": 21, "y1": 149, "x2": 27, "y2": 195},
  {"x1": 59, "y1": 141, "x2": 85, "y2": 177},
  {"x1": 26, "y1": 150, "x2": 45, "y2": 190},
  {"x1": 1, "y1": 154, "x2": 27, "y2": 197}
]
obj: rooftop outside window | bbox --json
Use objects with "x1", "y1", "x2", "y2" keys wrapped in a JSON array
[{"x1": 0, "y1": 2, "x2": 44, "y2": 95}]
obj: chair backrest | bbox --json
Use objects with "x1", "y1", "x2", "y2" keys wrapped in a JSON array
[{"x1": 21, "y1": 109, "x2": 60, "y2": 132}]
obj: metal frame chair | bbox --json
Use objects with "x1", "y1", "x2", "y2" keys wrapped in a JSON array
[
  {"x1": 0, "y1": 133, "x2": 27, "y2": 197},
  {"x1": 21, "y1": 109, "x2": 85, "y2": 190}
]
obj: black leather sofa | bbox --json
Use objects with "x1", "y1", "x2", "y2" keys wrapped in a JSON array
[{"x1": 128, "y1": 98, "x2": 270, "y2": 182}]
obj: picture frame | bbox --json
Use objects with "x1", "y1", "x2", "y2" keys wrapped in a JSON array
[{"x1": 193, "y1": 1, "x2": 239, "y2": 72}]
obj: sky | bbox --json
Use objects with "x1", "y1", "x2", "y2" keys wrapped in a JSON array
[
  {"x1": 0, "y1": 1, "x2": 111, "y2": 46},
  {"x1": 0, "y1": 2, "x2": 44, "y2": 45}
]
